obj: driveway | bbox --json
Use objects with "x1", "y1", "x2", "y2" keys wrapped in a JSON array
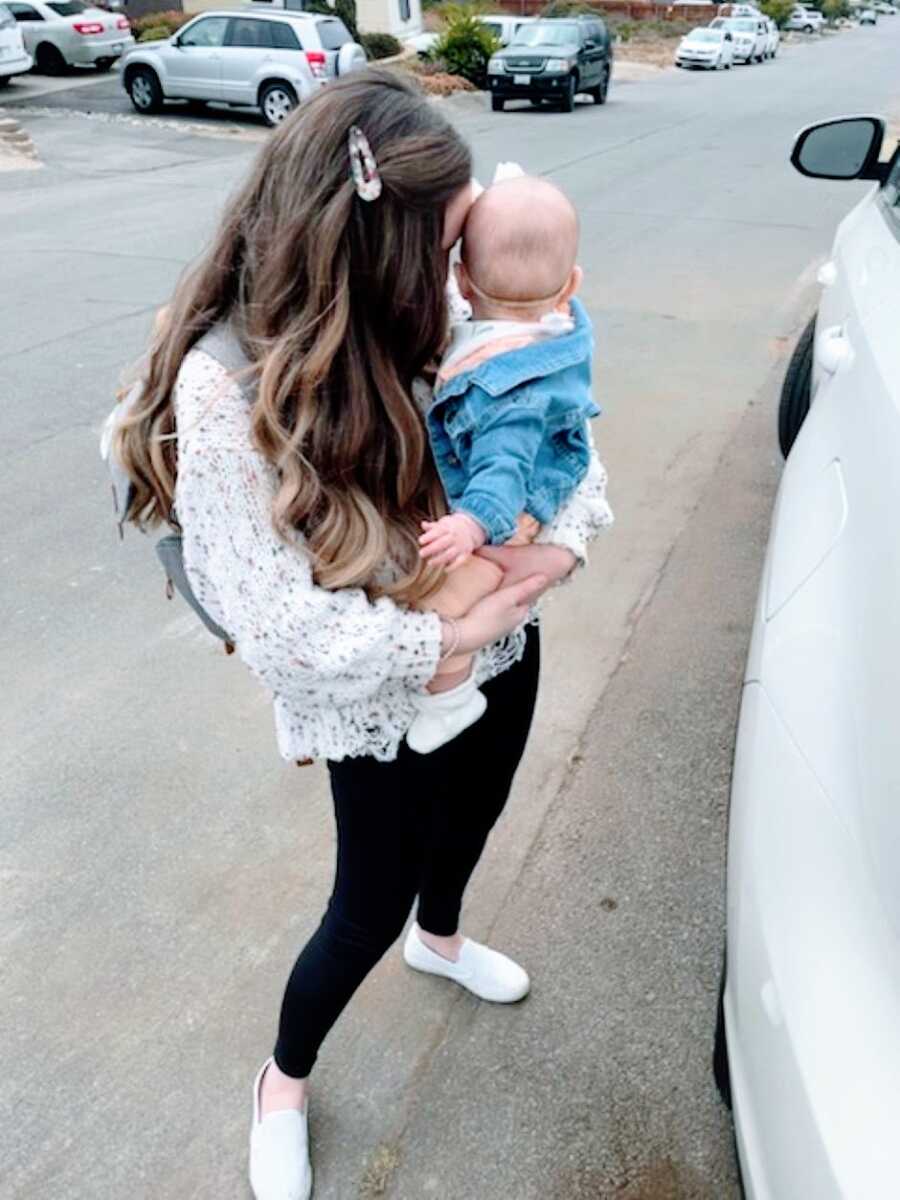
[{"x1": 2, "y1": 21, "x2": 898, "y2": 1198}]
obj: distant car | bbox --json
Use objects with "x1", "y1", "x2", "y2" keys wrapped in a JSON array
[
  {"x1": 784, "y1": 5, "x2": 826, "y2": 29},
  {"x1": 487, "y1": 15, "x2": 613, "y2": 113},
  {"x1": 716, "y1": 2, "x2": 761, "y2": 13},
  {"x1": 873, "y1": 1, "x2": 895, "y2": 11},
  {"x1": 121, "y1": 10, "x2": 363, "y2": 126},
  {"x1": 762, "y1": 15, "x2": 780, "y2": 55},
  {"x1": 674, "y1": 25, "x2": 734, "y2": 67},
  {"x1": 710, "y1": 15, "x2": 768, "y2": 60},
  {"x1": 859, "y1": 6, "x2": 878, "y2": 19},
  {"x1": 407, "y1": 13, "x2": 534, "y2": 58},
  {"x1": 717, "y1": 111, "x2": 900, "y2": 1200},
  {"x1": 7, "y1": 0, "x2": 132, "y2": 73},
  {"x1": 0, "y1": 0, "x2": 31, "y2": 80}
]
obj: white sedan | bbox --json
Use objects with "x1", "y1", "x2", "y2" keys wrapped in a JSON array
[
  {"x1": 710, "y1": 15, "x2": 767, "y2": 61},
  {"x1": 674, "y1": 25, "x2": 734, "y2": 68},
  {"x1": 7, "y1": 0, "x2": 132, "y2": 72},
  {"x1": 718, "y1": 114, "x2": 900, "y2": 1199}
]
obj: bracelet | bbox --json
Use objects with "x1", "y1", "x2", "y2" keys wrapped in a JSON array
[{"x1": 438, "y1": 616, "x2": 461, "y2": 662}]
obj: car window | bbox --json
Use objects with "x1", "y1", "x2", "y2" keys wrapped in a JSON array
[
  {"x1": 0, "y1": 0, "x2": 16, "y2": 21},
  {"x1": 46, "y1": 0, "x2": 85, "y2": 13},
  {"x1": 510, "y1": 22, "x2": 578, "y2": 46},
  {"x1": 481, "y1": 20, "x2": 502, "y2": 38},
  {"x1": 269, "y1": 19, "x2": 299, "y2": 49},
  {"x1": 226, "y1": 16, "x2": 273, "y2": 47},
  {"x1": 179, "y1": 15, "x2": 228, "y2": 47},
  {"x1": 8, "y1": 2, "x2": 43, "y2": 20},
  {"x1": 315, "y1": 17, "x2": 350, "y2": 48}
]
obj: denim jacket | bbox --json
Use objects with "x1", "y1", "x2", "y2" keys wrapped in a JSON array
[{"x1": 427, "y1": 297, "x2": 601, "y2": 545}]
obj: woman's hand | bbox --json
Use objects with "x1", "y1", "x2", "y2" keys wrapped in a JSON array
[
  {"x1": 452, "y1": 572, "x2": 550, "y2": 655},
  {"x1": 475, "y1": 543, "x2": 577, "y2": 589}
]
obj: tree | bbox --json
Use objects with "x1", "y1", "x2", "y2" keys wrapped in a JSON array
[
  {"x1": 431, "y1": 4, "x2": 501, "y2": 88},
  {"x1": 759, "y1": 0, "x2": 794, "y2": 25}
]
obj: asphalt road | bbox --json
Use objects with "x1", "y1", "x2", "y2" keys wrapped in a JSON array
[{"x1": 3, "y1": 23, "x2": 899, "y2": 1199}]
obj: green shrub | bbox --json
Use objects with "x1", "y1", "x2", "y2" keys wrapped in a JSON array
[
  {"x1": 821, "y1": 0, "x2": 850, "y2": 20},
  {"x1": 304, "y1": 0, "x2": 360, "y2": 40},
  {"x1": 131, "y1": 10, "x2": 190, "y2": 40},
  {"x1": 759, "y1": 0, "x2": 795, "y2": 25},
  {"x1": 360, "y1": 31, "x2": 403, "y2": 58},
  {"x1": 431, "y1": 3, "x2": 499, "y2": 88}
]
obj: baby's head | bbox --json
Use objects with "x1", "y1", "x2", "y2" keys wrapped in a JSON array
[{"x1": 457, "y1": 176, "x2": 581, "y2": 321}]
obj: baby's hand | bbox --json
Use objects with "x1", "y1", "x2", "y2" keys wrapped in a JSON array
[{"x1": 419, "y1": 512, "x2": 487, "y2": 570}]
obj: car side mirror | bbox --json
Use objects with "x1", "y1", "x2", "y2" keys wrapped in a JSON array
[{"x1": 791, "y1": 116, "x2": 887, "y2": 182}]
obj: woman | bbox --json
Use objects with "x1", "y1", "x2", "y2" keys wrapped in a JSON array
[{"x1": 114, "y1": 70, "x2": 611, "y2": 1199}]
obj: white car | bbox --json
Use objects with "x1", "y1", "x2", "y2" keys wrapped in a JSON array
[
  {"x1": 0, "y1": 0, "x2": 31, "y2": 81},
  {"x1": 7, "y1": 0, "x2": 132, "y2": 71},
  {"x1": 785, "y1": 5, "x2": 826, "y2": 29},
  {"x1": 718, "y1": 113, "x2": 900, "y2": 1199},
  {"x1": 674, "y1": 25, "x2": 734, "y2": 68},
  {"x1": 858, "y1": 6, "x2": 878, "y2": 19},
  {"x1": 407, "y1": 13, "x2": 534, "y2": 58},
  {"x1": 121, "y1": 10, "x2": 364, "y2": 126},
  {"x1": 763, "y1": 15, "x2": 780, "y2": 56},
  {"x1": 710, "y1": 15, "x2": 768, "y2": 61},
  {"x1": 873, "y1": 1, "x2": 895, "y2": 11}
]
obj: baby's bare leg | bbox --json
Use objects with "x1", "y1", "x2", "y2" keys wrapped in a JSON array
[{"x1": 421, "y1": 556, "x2": 505, "y2": 688}]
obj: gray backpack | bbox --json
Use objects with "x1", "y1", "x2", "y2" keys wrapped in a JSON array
[{"x1": 102, "y1": 324, "x2": 251, "y2": 654}]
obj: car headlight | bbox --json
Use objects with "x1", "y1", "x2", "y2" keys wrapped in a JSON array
[
  {"x1": 488, "y1": 56, "x2": 504, "y2": 72},
  {"x1": 545, "y1": 57, "x2": 573, "y2": 71}
]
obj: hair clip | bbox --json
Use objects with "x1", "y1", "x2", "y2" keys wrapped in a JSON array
[{"x1": 348, "y1": 125, "x2": 382, "y2": 202}]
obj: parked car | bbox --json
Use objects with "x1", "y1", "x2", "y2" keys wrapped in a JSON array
[
  {"x1": 0, "y1": 0, "x2": 31, "y2": 81},
  {"x1": 873, "y1": 1, "x2": 895, "y2": 11},
  {"x1": 710, "y1": 15, "x2": 767, "y2": 61},
  {"x1": 763, "y1": 15, "x2": 779, "y2": 55},
  {"x1": 784, "y1": 5, "x2": 826, "y2": 29},
  {"x1": 407, "y1": 13, "x2": 534, "y2": 58},
  {"x1": 859, "y1": 6, "x2": 878, "y2": 19},
  {"x1": 121, "y1": 10, "x2": 364, "y2": 126},
  {"x1": 674, "y1": 25, "x2": 734, "y2": 68},
  {"x1": 7, "y1": 0, "x2": 132, "y2": 73},
  {"x1": 717, "y1": 2, "x2": 761, "y2": 13},
  {"x1": 487, "y1": 15, "x2": 612, "y2": 113},
  {"x1": 716, "y1": 112, "x2": 900, "y2": 1200}
]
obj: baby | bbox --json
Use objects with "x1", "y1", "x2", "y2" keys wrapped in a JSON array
[{"x1": 406, "y1": 175, "x2": 600, "y2": 754}]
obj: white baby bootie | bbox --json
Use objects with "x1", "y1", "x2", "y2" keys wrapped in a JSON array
[
  {"x1": 248, "y1": 1058, "x2": 313, "y2": 1200},
  {"x1": 406, "y1": 673, "x2": 487, "y2": 754},
  {"x1": 403, "y1": 921, "x2": 531, "y2": 1002}
]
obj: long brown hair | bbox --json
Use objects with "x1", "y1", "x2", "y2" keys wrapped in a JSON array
[{"x1": 114, "y1": 69, "x2": 472, "y2": 603}]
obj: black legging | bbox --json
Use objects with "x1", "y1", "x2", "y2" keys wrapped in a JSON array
[{"x1": 273, "y1": 624, "x2": 541, "y2": 1078}]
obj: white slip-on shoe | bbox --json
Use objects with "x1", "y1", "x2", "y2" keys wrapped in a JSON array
[
  {"x1": 248, "y1": 1057, "x2": 313, "y2": 1200},
  {"x1": 406, "y1": 674, "x2": 487, "y2": 755},
  {"x1": 402, "y1": 921, "x2": 530, "y2": 1002}
]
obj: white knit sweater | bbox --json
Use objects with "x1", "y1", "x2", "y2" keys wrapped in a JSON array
[{"x1": 173, "y1": 347, "x2": 613, "y2": 762}]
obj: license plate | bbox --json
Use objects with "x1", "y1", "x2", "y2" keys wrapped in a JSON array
[{"x1": 513, "y1": 73, "x2": 530, "y2": 85}]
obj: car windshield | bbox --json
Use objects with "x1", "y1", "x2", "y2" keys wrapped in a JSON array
[
  {"x1": 47, "y1": 0, "x2": 87, "y2": 13},
  {"x1": 510, "y1": 22, "x2": 577, "y2": 46},
  {"x1": 687, "y1": 27, "x2": 720, "y2": 39},
  {"x1": 732, "y1": 18, "x2": 757, "y2": 28},
  {"x1": 0, "y1": 2, "x2": 14, "y2": 22}
]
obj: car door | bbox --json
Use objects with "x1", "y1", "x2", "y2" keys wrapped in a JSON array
[
  {"x1": 582, "y1": 20, "x2": 604, "y2": 84},
  {"x1": 7, "y1": 1, "x2": 45, "y2": 56},
  {"x1": 160, "y1": 13, "x2": 227, "y2": 100},
  {"x1": 221, "y1": 15, "x2": 274, "y2": 104}
]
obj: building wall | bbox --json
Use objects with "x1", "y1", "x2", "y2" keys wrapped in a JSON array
[{"x1": 357, "y1": 0, "x2": 422, "y2": 38}]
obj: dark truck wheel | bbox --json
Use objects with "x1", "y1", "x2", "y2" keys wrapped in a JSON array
[
  {"x1": 560, "y1": 74, "x2": 576, "y2": 112},
  {"x1": 778, "y1": 314, "x2": 815, "y2": 457},
  {"x1": 589, "y1": 67, "x2": 609, "y2": 103},
  {"x1": 491, "y1": 94, "x2": 505, "y2": 111}
]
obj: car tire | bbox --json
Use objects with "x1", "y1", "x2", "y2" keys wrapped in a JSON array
[
  {"x1": 127, "y1": 66, "x2": 163, "y2": 114},
  {"x1": 259, "y1": 80, "x2": 297, "y2": 127},
  {"x1": 491, "y1": 94, "x2": 505, "y2": 111},
  {"x1": 0, "y1": 74, "x2": 11, "y2": 87},
  {"x1": 530, "y1": 97, "x2": 542, "y2": 106},
  {"x1": 804, "y1": 22, "x2": 814, "y2": 31},
  {"x1": 560, "y1": 74, "x2": 575, "y2": 112},
  {"x1": 778, "y1": 314, "x2": 816, "y2": 458},
  {"x1": 590, "y1": 67, "x2": 609, "y2": 102},
  {"x1": 35, "y1": 42, "x2": 66, "y2": 75}
]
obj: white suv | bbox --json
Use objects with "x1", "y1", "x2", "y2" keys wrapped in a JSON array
[
  {"x1": 785, "y1": 5, "x2": 826, "y2": 29},
  {"x1": 0, "y1": 1, "x2": 31, "y2": 82},
  {"x1": 719, "y1": 113, "x2": 900, "y2": 1200},
  {"x1": 121, "y1": 9, "x2": 364, "y2": 126}
]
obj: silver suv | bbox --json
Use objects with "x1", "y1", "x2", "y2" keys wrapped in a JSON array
[{"x1": 121, "y1": 9, "x2": 365, "y2": 126}]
